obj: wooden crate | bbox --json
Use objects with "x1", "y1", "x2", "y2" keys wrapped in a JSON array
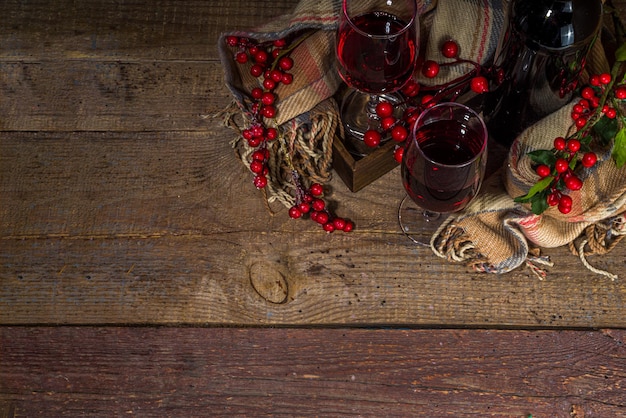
[{"x1": 332, "y1": 136, "x2": 399, "y2": 192}]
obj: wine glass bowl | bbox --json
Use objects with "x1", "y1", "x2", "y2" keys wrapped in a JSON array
[
  {"x1": 335, "y1": 0, "x2": 419, "y2": 154},
  {"x1": 399, "y1": 102, "x2": 488, "y2": 246}
]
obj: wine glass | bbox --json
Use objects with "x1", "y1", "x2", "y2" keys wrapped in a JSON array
[
  {"x1": 398, "y1": 102, "x2": 488, "y2": 246},
  {"x1": 336, "y1": 0, "x2": 419, "y2": 156}
]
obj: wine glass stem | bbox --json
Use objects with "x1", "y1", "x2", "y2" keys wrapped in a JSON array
[
  {"x1": 422, "y1": 210, "x2": 441, "y2": 222},
  {"x1": 366, "y1": 95, "x2": 380, "y2": 120}
]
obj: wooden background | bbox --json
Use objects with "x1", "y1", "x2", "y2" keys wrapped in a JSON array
[{"x1": 1, "y1": 0, "x2": 625, "y2": 415}]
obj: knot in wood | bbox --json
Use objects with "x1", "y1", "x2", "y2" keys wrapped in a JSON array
[{"x1": 248, "y1": 261, "x2": 289, "y2": 304}]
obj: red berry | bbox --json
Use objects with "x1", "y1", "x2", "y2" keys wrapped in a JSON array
[
  {"x1": 261, "y1": 92, "x2": 275, "y2": 106},
  {"x1": 565, "y1": 175, "x2": 583, "y2": 191},
  {"x1": 555, "y1": 158, "x2": 569, "y2": 173},
  {"x1": 547, "y1": 191, "x2": 560, "y2": 206},
  {"x1": 421, "y1": 95, "x2": 434, "y2": 106},
  {"x1": 251, "y1": 87, "x2": 263, "y2": 99},
  {"x1": 254, "y1": 50, "x2": 268, "y2": 64},
  {"x1": 263, "y1": 78, "x2": 276, "y2": 90},
  {"x1": 226, "y1": 36, "x2": 239, "y2": 47},
  {"x1": 606, "y1": 108, "x2": 617, "y2": 119},
  {"x1": 247, "y1": 137, "x2": 261, "y2": 147},
  {"x1": 273, "y1": 38, "x2": 287, "y2": 48},
  {"x1": 251, "y1": 150, "x2": 266, "y2": 161},
  {"x1": 441, "y1": 40, "x2": 459, "y2": 58},
  {"x1": 333, "y1": 218, "x2": 346, "y2": 230},
  {"x1": 375, "y1": 102, "x2": 394, "y2": 118},
  {"x1": 589, "y1": 75, "x2": 601, "y2": 86},
  {"x1": 289, "y1": 206, "x2": 302, "y2": 219},
  {"x1": 253, "y1": 175, "x2": 267, "y2": 189},
  {"x1": 599, "y1": 73, "x2": 612, "y2": 85},
  {"x1": 581, "y1": 152, "x2": 597, "y2": 168},
  {"x1": 391, "y1": 125, "x2": 408, "y2": 142},
  {"x1": 235, "y1": 51, "x2": 248, "y2": 64},
  {"x1": 401, "y1": 80, "x2": 420, "y2": 97},
  {"x1": 536, "y1": 164, "x2": 551, "y2": 178},
  {"x1": 558, "y1": 195, "x2": 573, "y2": 214},
  {"x1": 312, "y1": 198, "x2": 325, "y2": 212},
  {"x1": 250, "y1": 64, "x2": 264, "y2": 77},
  {"x1": 298, "y1": 202, "x2": 311, "y2": 214},
  {"x1": 323, "y1": 222, "x2": 335, "y2": 233},
  {"x1": 394, "y1": 147, "x2": 404, "y2": 164},
  {"x1": 342, "y1": 220, "x2": 354, "y2": 232},
  {"x1": 309, "y1": 183, "x2": 324, "y2": 196},
  {"x1": 566, "y1": 139, "x2": 580, "y2": 153},
  {"x1": 581, "y1": 87, "x2": 595, "y2": 100},
  {"x1": 572, "y1": 104, "x2": 584, "y2": 114},
  {"x1": 261, "y1": 105, "x2": 276, "y2": 118},
  {"x1": 404, "y1": 108, "x2": 420, "y2": 125},
  {"x1": 470, "y1": 76, "x2": 489, "y2": 94},
  {"x1": 363, "y1": 130, "x2": 381, "y2": 147},
  {"x1": 250, "y1": 160, "x2": 264, "y2": 174},
  {"x1": 281, "y1": 73, "x2": 293, "y2": 85},
  {"x1": 575, "y1": 117, "x2": 587, "y2": 129},
  {"x1": 380, "y1": 116, "x2": 396, "y2": 130},
  {"x1": 553, "y1": 136, "x2": 566, "y2": 150},
  {"x1": 314, "y1": 211, "x2": 329, "y2": 225},
  {"x1": 270, "y1": 69, "x2": 283, "y2": 82},
  {"x1": 422, "y1": 60, "x2": 440, "y2": 78},
  {"x1": 265, "y1": 127, "x2": 278, "y2": 140},
  {"x1": 278, "y1": 56, "x2": 294, "y2": 71},
  {"x1": 615, "y1": 86, "x2": 626, "y2": 100}
]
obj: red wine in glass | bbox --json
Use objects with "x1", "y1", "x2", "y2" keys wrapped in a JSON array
[
  {"x1": 335, "y1": 0, "x2": 419, "y2": 157},
  {"x1": 398, "y1": 102, "x2": 487, "y2": 246},
  {"x1": 402, "y1": 119, "x2": 485, "y2": 213},
  {"x1": 337, "y1": 11, "x2": 418, "y2": 94}
]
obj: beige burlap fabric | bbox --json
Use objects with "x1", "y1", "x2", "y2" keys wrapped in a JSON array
[
  {"x1": 431, "y1": 1, "x2": 626, "y2": 279},
  {"x1": 432, "y1": 74, "x2": 626, "y2": 279}
]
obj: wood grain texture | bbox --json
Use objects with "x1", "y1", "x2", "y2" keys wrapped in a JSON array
[
  {"x1": 1, "y1": 0, "x2": 626, "y2": 329},
  {"x1": 1, "y1": 327, "x2": 625, "y2": 417}
]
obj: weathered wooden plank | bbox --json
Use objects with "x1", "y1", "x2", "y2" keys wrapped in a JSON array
[
  {"x1": 0, "y1": 0, "x2": 300, "y2": 61},
  {"x1": 1, "y1": 131, "x2": 625, "y2": 327},
  {"x1": 0, "y1": 61, "x2": 231, "y2": 131},
  {"x1": 1, "y1": 233, "x2": 625, "y2": 327},
  {"x1": 1, "y1": 327, "x2": 624, "y2": 416}
]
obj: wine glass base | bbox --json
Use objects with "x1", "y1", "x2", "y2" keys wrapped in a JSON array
[
  {"x1": 340, "y1": 89, "x2": 405, "y2": 158},
  {"x1": 397, "y1": 195, "x2": 447, "y2": 247}
]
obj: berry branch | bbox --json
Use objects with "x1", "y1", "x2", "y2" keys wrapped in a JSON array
[
  {"x1": 358, "y1": 39, "x2": 493, "y2": 163},
  {"x1": 226, "y1": 33, "x2": 353, "y2": 233},
  {"x1": 515, "y1": 44, "x2": 626, "y2": 215}
]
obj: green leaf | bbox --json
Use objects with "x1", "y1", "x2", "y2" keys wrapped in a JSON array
[
  {"x1": 530, "y1": 191, "x2": 549, "y2": 215},
  {"x1": 613, "y1": 127, "x2": 626, "y2": 168},
  {"x1": 526, "y1": 149, "x2": 557, "y2": 166},
  {"x1": 514, "y1": 176, "x2": 554, "y2": 203},
  {"x1": 592, "y1": 115, "x2": 619, "y2": 145},
  {"x1": 615, "y1": 42, "x2": 626, "y2": 62}
]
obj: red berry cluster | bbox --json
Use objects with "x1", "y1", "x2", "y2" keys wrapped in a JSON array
[
  {"x1": 226, "y1": 34, "x2": 352, "y2": 233},
  {"x1": 520, "y1": 69, "x2": 626, "y2": 214},
  {"x1": 573, "y1": 73, "x2": 618, "y2": 129},
  {"x1": 360, "y1": 39, "x2": 492, "y2": 162},
  {"x1": 534, "y1": 136, "x2": 593, "y2": 214},
  {"x1": 288, "y1": 179, "x2": 354, "y2": 233},
  {"x1": 226, "y1": 35, "x2": 295, "y2": 190}
]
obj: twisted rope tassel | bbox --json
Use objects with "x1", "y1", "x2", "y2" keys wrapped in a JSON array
[{"x1": 568, "y1": 214, "x2": 626, "y2": 281}]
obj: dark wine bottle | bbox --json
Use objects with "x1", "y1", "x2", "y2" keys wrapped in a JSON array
[{"x1": 484, "y1": 0, "x2": 602, "y2": 147}]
